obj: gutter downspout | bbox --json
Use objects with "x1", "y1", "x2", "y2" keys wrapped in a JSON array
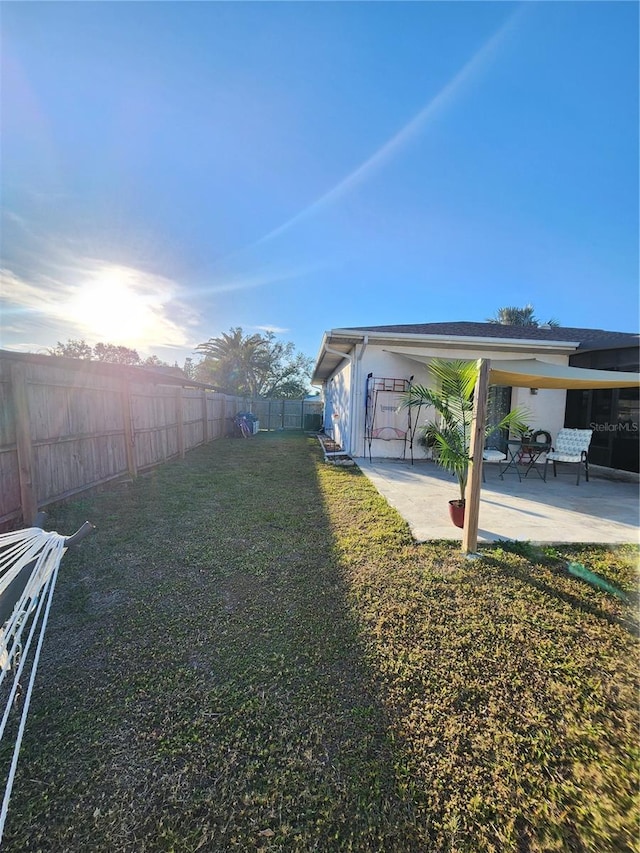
[
  {"x1": 359, "y1": 335, "x2": 369, "y2": 362},
  {"x1": 354, "y1": 336, "x2": 368, "y2": 459},
  {"x1": 324, "y1": 346, "x2": 354, "y2": 454}
]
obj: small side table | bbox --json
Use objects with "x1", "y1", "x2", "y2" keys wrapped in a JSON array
[
  {"x1": 519, "y1": 442, "x2": 551, "y2": 479},
  {"x1": 499, "y1": 440, "x2": 523, "y2": 481}
]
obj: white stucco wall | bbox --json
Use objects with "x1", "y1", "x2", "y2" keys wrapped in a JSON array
[
  {"x1": 323, "y1": 358, "x2": 352, "y2": 452},
  {"x1": 511, "y1": 386, "x2": 567, "y2": 442},
  {"x1": 353, "y1": 347, "x2": 435, "y2": 460},
  {"x1": 343, "y1": 345, "x2": 571, "y2": 459}
]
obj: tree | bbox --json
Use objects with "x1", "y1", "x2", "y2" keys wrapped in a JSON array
[
  {"x1": 195, "y1": 328, "x2": 268, "y2": 396},
  {"x1": 256, "y1": 334, "x2": 313, "y2": 398},
  {"x1": 195, "y1": 328, "x2": 312, "y2": 398},
  {"x1": 93, "y1": 342, "x2": 141, "y2": 364},
  {"x1": 48, "y1": 339, "x2": 169, "y2": 366},
  {"x1": 486, "y1": 305, "x2": 559, "y2": 327},
  {"x1": 142, "y1": 354, "x2": 165, "y2": 367},
  {"x1": 182, "y1": 357, "x2": 197, "y2": 380},
  {"x1": 49, "y1": 339, "x2": 93, "y2": 359}
]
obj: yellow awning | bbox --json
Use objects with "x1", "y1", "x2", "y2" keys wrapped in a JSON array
[
  {"x1": 487, "y1": 358, "x2": 640, "y2": 389},
  {"x1": 384, "y1": 350, "x2": 640, "y2": 390}
]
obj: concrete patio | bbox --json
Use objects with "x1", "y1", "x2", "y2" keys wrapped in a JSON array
[{"x1": 357, "y1": 457, "x2": 640, "y2": 544}]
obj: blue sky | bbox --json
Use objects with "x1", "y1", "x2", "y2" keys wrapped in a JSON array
[{"x1": 1, "y1": 1, "x2": 638, "y2": 368}]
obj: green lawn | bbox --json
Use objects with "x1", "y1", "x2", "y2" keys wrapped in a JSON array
[{"x1": 2, "y1": 432, "x2": 638, "y2": 852}]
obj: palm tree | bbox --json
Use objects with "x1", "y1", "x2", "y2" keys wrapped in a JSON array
[
  {"x1": 196, "y1": 328, "x2": 268, "y2": 396},
  {"x1": 402, "y1": 359, "x2": 529, "y2": 503},
  {"x1": 487, "y1": 305, "x2": 559, "y2": 327},
  {"x1": 196, "y1": 328, "x2": 312, "y2": 398}
]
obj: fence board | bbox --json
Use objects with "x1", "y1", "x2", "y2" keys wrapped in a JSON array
[
  {"x1": 0, "y1": 452, "x2": 20, "y2": 523},
  {"x1": 0, "y1": 379, "x2": 15, "y2": 448},
  {"x1": 11, "y1": 363, "x2": 38, "y2": 524}
]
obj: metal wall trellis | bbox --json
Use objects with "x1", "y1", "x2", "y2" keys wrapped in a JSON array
[{"x1": 364, "y1": 374, "x2": 421, "y2": 462}]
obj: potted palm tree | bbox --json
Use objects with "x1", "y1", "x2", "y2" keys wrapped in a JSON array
[{"x1": 402, "y1": 359, "x2": 529, "y2": 528}]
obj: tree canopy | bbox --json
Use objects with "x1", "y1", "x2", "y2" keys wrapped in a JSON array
[
  {"x1": 48, "y1": 339, "x2": 94, "y2": 360},
  {"x1": 195, "y1": 328, "x2": 312, "y2": 398},
  {"x1": 486, "y1": 305, "x2": 559, "y2": 327},
  {"x1": 49, "y1": 339, "x2": 175, "y2": 368}
]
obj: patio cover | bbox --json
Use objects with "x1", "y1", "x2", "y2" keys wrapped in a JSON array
[
  {"x1": 384, "y1": 351, "x2": 640, "y2": 389},
  {"x1": 487, "y1": 358, "x2": 640, "y2": 389},
  {"x1": 385, "y1": 350, "x2": 639, "y2": 553},
  {"x1": 467, "y1": 358, "x2": 639, "y2": 554}
]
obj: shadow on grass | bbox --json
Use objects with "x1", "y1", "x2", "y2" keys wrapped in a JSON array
[{"x1": 1, "y1": 432, "x2": 423, "y2": 852}]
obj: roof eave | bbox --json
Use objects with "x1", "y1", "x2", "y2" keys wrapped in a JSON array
[
  {"x1": 311, "y1": 329, "x2": 580, "y2": 384},
  {"x1": 327, "y1": 328, "x2": 581, "y2": 349}
]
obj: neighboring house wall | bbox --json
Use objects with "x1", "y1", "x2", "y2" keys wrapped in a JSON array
[{"x1": 340, "y1": 345, "x2": 570, "y2": 459}]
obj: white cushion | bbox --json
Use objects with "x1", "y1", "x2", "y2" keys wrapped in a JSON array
[
  {"x1": 547, "y1": 452, "x2": 583, "y2": 463},
  {"x1": 553, "y1": 428, "x2": 593, "y2": 456},
  {"x1": 483, "y1": 450, "x2": 506, "y2": 462}
]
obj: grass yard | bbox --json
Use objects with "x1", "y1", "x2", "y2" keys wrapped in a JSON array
[{"x1": 1, "y1": 432, "x2": 638, "y2": 852}]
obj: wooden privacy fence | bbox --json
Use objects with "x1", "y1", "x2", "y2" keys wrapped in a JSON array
[
  {"x1": 0, "y1": 351, "x2": 246, "y2": 528},
  {"x1": 248, "y1": 398, "x2": 323, "y2": 431}
]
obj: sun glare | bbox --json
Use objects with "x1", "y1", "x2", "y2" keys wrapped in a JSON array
[{"x1": 66, "y1": 267, "x2": 159, "y2": 345}]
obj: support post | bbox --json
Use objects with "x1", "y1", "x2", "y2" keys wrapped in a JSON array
[
  {"x1": 122, "y1": 382, "x2": 138, "y2": 479},
  {"x1": 462, "y1": 358, "x2": 490, "y2": 554},
  {"x1": 176, "y1": 387, "x2": 185, "y2": 459},
  {"x1": 10, "y1": 363, "x2": 38, "y2": 525}
]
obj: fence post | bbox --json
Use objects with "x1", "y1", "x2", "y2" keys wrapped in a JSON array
[
  {"x1": 10, "y1": 363, "x2": 37, "y2": 525},
  {"x1": 176, "y1": 387, "x2": 185, "y2": 459},
  {"x1": 201, "y1": 389, "x2": 208, "y2": 444},
  {"x1": 122, "y1": 381, "x2": 138, "y2": 479}
]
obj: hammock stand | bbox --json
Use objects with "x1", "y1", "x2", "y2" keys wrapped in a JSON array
[
  {"x1": 364, "y1": 374, "x2": 422, "y2": 463},
  {"x1": 0, "y1": 516, "x2": 94, "y2": 843}
]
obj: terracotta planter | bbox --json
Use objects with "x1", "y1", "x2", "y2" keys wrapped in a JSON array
[{"x1": 448, "y1": 499, "x2": 465, "y2": 529}]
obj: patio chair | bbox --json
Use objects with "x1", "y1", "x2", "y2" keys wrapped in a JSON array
[
  {"x1": 543, "y1": 428, "x2": 593, "y2": 485},
  {"x1": 482, "y1": 449, "x2": 507, "y2": 482}
]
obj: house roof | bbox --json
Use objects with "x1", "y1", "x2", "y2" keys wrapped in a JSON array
[
  {"x1": 344, "y1": 321, "x2": 639, "y2": 350},
  {"x1": 312, "y1": 321, "x2": 639, "y2": 383}
]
